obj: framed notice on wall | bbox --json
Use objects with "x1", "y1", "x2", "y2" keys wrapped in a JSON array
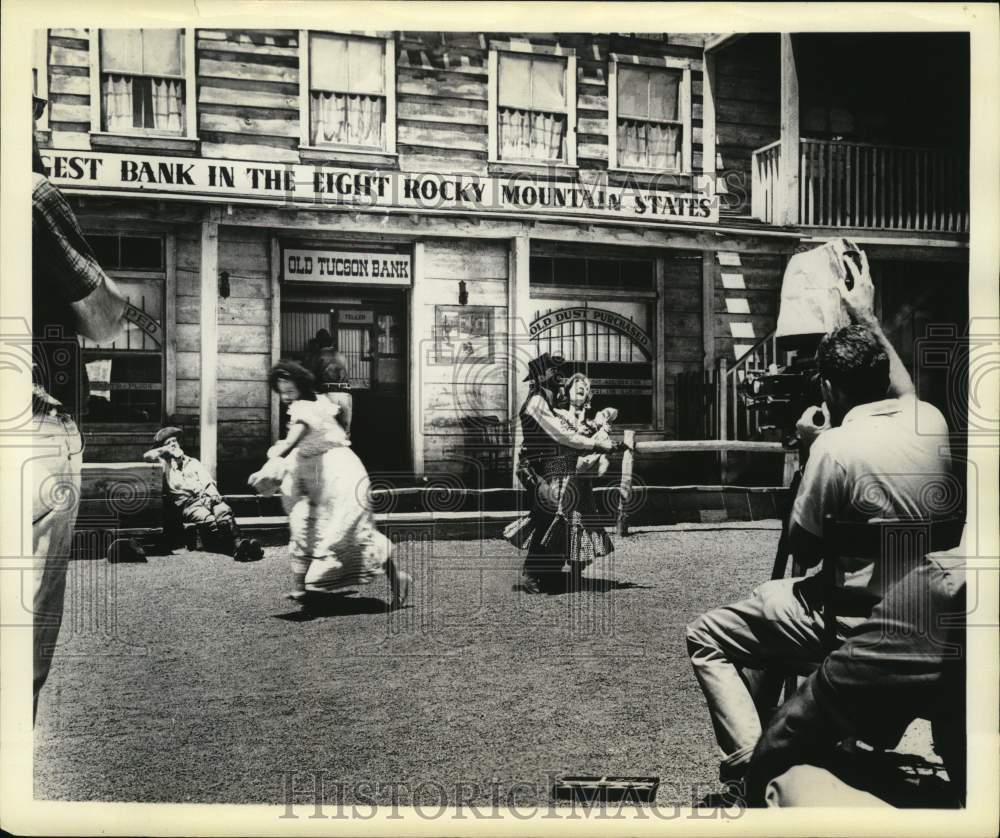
[{"x1": 433, "y1": 306, "x2": 494, "y2": 365}]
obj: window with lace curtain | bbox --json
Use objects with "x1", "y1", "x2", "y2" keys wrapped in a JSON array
[
  {"x1": 97, "y1": 29, "x2": 189, "y2": 137},
  {"x1": 610, "y1": 56, "x2": 692, "y2": 173},
  {"x1": 490, "y1": 47, "x2": 577, "y2": 165},
  {"x1": 94, "y1": 29, "x2": 191, "y2": 136},
  {"x1": 303, "y1": 32, "x2": 395, "y2": 152}
]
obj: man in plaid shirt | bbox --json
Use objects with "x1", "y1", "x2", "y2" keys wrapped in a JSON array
[{"x1": 32, "y1": 94, "x2": 127, "y2": 722}]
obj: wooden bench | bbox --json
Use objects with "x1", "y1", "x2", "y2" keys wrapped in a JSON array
[{"x1": 77, "y1": 462, "x2": 164, "y2": 530}]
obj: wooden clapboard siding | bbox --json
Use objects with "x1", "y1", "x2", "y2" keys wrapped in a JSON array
[
  {"x1": 176, "y1": 268, "x2": 269, "y2": 298},
  {"x1": 212, "y1": 227, "x2": 272, "y2": 466},
  {"x1": 714, "y1": 34, "x2": 781, "y2": 217},
  {"x1": 661, "y1": 251, "x2": 703, "y2": 366},
  {"x1": 176, "y1": 324, "x2": 270, "y2": 353},
  {"x1": 174, "y1": 230, "x2": 201, "y2": 417},
  {"x1": 711, "y1": 252, "x2": 782, "y2": 362},
  {"x1": 177, "y1": 351, "x2": 271, "y2": 381},
  {"x1": 176, "y1": 379, "x2": 271, "y2": 409},
  {"x1": 419, "y1": 239, "x2": 509, "y2": 471},
  {"x1": 396, "y1": 33, "x2": 491, "y2": 163},
  {"x1": 659, "y1": 250, "x2": 706, "y2": 436},
  {"x1": 42, "y1": 29, "x2": 713, "y2": 184},
  {"x1": 197, "y1": 29, "x2": 300, "y2": 161},
  {"x1": 423, "y1": 239, "x2": 509, "y2": 279},
  {"x1": 397, "y1": 150, "x2": 490, "y2": 176},
  {"x1": 397, "y1": 98, "x2": 487, "y2": 126},
  {"x1": 47, "y1": 32, "x2": 92, "y2": 143}
]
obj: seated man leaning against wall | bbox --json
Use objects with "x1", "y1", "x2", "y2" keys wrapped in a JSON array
[
  {"x1": 685, "y1": 268, "x2": 953, "y2": 793},
  {"x1": 143, "y1": 427, "x2": 263, "y2": 561}
]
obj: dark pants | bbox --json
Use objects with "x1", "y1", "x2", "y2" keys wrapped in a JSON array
[
  {"x1": 523, "y1": 510, "x2": 568, "y2": 580},
  {"x1": 181, "y1": 496, "x2": 239, "y2": 555}
]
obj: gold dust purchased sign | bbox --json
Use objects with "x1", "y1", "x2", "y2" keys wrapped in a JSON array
[
  {"x1": 41, "y1": 150, "x2": 720, "y2": 224},
  {"x1": 530, "y1": 306, "x2": 653, "y2": 358},
  {"x1": 285, "y1": 249, "x2": 411, "y2": 286}
]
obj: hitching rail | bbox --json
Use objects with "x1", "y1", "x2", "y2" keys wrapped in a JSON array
[{"x1": 616, "y1": 430, "x2": 792, "y2": 536}]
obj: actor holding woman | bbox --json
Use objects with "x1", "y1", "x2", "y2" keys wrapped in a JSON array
[{"x1": 506, "y1": 354, "x2": 617, "y2": 593}]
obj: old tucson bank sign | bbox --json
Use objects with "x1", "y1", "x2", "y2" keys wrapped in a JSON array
[{"x1": 41, "y1": 151, "x2": 719, "y2": 225}]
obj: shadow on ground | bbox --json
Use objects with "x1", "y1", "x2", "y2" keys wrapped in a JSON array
[
  {"x1": 35, "y1": 528, "x2": 781, "y2": 807},
  {"x1": 273, "y1": 591, "x2": 391, "y2": 621}
]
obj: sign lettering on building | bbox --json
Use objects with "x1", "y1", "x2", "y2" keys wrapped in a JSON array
[
  {"x1": 284, "y1": 249, "x2": 411, "y2": 286},
  {"x1": 338, "y1": 310, "x2": 375, "y2": 324},
  {"x1": 41, "y1": 150, "x2": 720, "y2": 225},
  {"x1": 529, "y1": 306, "x2": 653, "y2": 358}
]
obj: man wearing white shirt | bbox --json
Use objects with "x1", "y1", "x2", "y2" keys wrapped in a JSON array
[{"x1": 685, "y1": 264, "x2": 953, "y2": 792}]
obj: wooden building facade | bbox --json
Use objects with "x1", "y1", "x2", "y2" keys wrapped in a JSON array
[{"x1": 34, "y1": 29, "x2": 970, "y2": 491}]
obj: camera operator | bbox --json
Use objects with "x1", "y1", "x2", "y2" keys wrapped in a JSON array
[
  {"x1": 742, "y1": 546, "x2": 966, "y2": 808},
  {"x1": 685, "y1": 252, "x2": 952, "y2": 794}
]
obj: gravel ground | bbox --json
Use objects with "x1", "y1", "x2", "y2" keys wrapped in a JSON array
[{"x1": 34, "y1": 525, "x2": 782, "y2": 807}]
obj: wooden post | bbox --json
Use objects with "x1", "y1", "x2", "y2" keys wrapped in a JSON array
[
  {"x1": 782, "y1": 450, "x2": 798, "y2": 488},
  {"x1": 164, "y1": 232, "x2": 177, "y2": 418},
  {"x1": 778, "y1": 34, "x2": 800, "y2": 227},
  {"x1": 702, "y1": 251, "x2": 715, "y2": 372},
  {"x1": 269, "y1": 235, "x2": 282, "y2": 445},
  {"x1": 654, "y1": 258, "x2": 666, "y2": 429},
  {"x1": 616, "y1": 429, "x2": 636, "y2": 537},
  {"x1": 410, "y1": 242, "x2": 426, "y2": 477},
  {"x1": 199, "y1": 217, "x2": 219, "y2": 478},
  {"x1": 702, "y1": 50, "x2": 717, "y2": 195},
  {"x1": 718, "y1": 356, "x2": 728, "y2": 440},
  {"x1": 509, "y1": 235, "x2": 531, "y2": 490}
]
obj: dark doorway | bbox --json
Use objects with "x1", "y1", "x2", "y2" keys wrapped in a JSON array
[{"x1": 280, "y1": 287, "x2": 409, "y2": 476}]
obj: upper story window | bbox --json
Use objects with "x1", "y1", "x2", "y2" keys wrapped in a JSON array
[
  {"x1": 91, "y1": 29, "x2": 195, "y2": 138},
  {"x1": 301, "y1": 31, "x2": 396, "y2": 153},
  {"x1": 489, "y1": 45, "x2": 577, "y2": 166},
  {"x1": 610, "y1": 55, "x2": 692, "y2": 173}
]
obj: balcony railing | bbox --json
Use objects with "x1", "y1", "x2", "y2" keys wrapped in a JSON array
[{"x1": 752, "y1": 139, "x2": 969, "y2": 233}]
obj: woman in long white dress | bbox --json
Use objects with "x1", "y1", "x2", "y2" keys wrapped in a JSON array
[{"x1": 249, "y1": 361, "x2": 411, "y2": 607}]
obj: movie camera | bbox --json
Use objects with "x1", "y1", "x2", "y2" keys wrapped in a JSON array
[{"x1": 739, "y1": 241, "x2": 867, "y2": 447}]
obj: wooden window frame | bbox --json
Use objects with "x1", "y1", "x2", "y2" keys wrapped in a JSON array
[
  {"x1": 34, "y1": 29, "x2": 49, "y2": 131},
  {"x1": 528, "y1": 253, "x2": 663, "y2": 431},
  {"x1": 298, "y1": 30, "x2": 396, "y2": 155},
  {"x1": 608, "y1": 53, "x2": 693, "y2": 175},
  {"x1": 488, "y1": 41, "x2": 577, "y2": 167},
  {"x1": 89, "y1": 28, "x2": 197, "y2": 141},
  {"x1": 78, "y1": 229, "x2": 173, "y2": 426}
]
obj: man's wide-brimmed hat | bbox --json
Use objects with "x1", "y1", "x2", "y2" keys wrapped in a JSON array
[
  {"x1": 523, "y1": 353, "x2": 568, "y2": 382},
  {"x1": 153, "y1": 426, "x2": 183, "y2": 445}
]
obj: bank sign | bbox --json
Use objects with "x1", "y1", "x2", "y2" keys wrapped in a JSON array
[
  {"x1": 284, "y1": 248, "x2": 411, "y2": 286},
  {"x1": 41, "y1": 150, "x2": 719, "y2": 225}
]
